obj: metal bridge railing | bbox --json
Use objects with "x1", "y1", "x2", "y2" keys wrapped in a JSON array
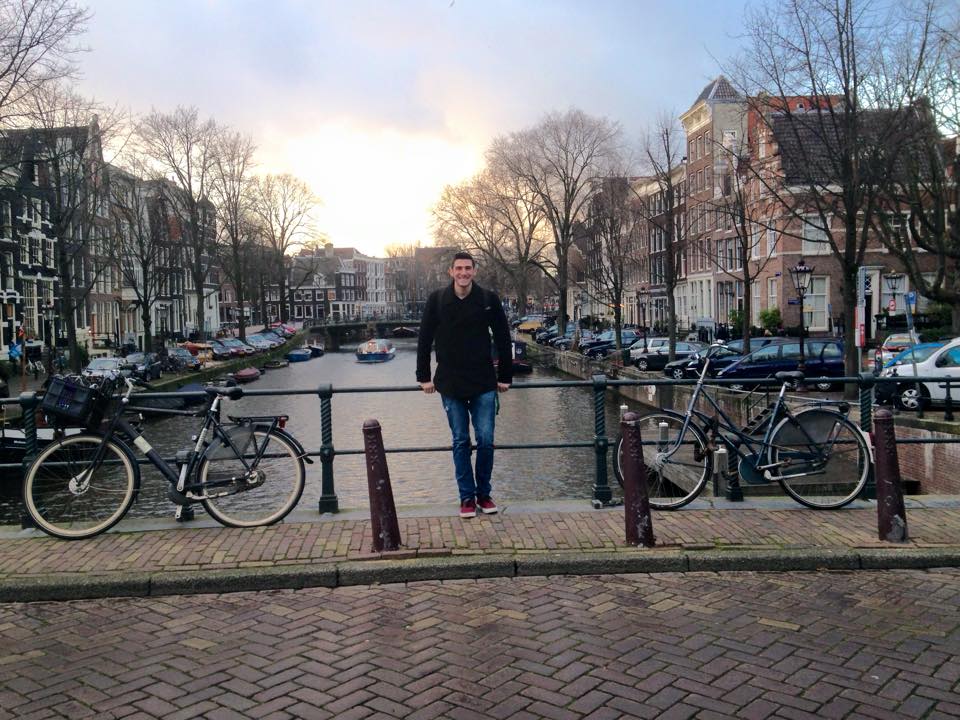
[{"x1": 2, "y1": 373, "x2": 959, "y2": 515}]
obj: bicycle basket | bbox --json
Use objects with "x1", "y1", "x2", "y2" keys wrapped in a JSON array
[{"x1": 41, "y1": 376, "x2": 103, "y2": 426}]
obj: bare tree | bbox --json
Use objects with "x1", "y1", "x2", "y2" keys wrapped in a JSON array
[
  {"x1": 16, "y1": 82, "x2": 118, "y2": 369},
  {"x1": 250, "y1": 173, "x2": 318, "y2": 323},
  {"x1": 433, "y1": 166, "x2": 548, "y2": 310},
  {"x1": 585, "y1": 176, "x2": 640, "y2": 349},
  {"x1": 109, "y1": 161, "x2": 170, "y2": 352},
  {"x1": 488, "y1": 108, "x2": 622, "y2": 328},
  {"x1": 729, "y1": 0, "x2": 945, "y2": 382},
  {"x1": 868, "y1": 9, "x2": 960, "y2": 331},
  {"x1": 138, "y1": 106, "x2": 219, "y2": 338},
  {"x1": 635, "y1": 113, "x2": 687, "y2": 359},
  {"x1": 0, "y1": 0, "x2": 89, "y2": 132},
  {"x1": 211, "y1": 129, "x2": 256, "y2": 339}
]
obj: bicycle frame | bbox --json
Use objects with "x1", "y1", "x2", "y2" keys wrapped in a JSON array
[
  {"x1": 93, "y1": 378, "x2": 282, "y2": 503},
  {"x1": 662, "y1": 360, "x2": 840, "y2": 481}
]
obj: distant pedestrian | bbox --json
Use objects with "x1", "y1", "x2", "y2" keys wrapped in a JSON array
[{"x1": 416, "y1": 251, "x2": 513, "y2": 519}]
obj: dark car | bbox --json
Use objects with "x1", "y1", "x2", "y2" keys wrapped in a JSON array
[
  {"x1": 209, "y1": 340, "x2": 235, "y2": 361},
  {"x1": 633, "y1": 341, "x2": 705, "y2": 371},
  {"x1": 715, "y1": 339, "x2": 844, "y2": 391},
  {"x1": 168, "y1": 346, "x2": 201, "y2": 371},
  {"x1": 663, "y1": 342, "x2": 743, "y2": 379},
  {"x1": 221, "y1": 338, "x2": 257, "y2": 356},
  {"x1": 123, "y1": 352, "x2": 163, "y2": 380}
]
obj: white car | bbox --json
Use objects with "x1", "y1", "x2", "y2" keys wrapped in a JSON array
[
  {"x1": 628, "y1": 337, "x2": 668, "y2": 361},
  {"x1": 879, "y1": 337, "x2": 960, "y2": 410}
]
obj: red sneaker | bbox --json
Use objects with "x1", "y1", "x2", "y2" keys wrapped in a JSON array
[
  {"x1": 459, "y1": 499, "x2": 477, "y2": 518},
  {"x1": 477, "y1": 496, "x2": 498, "y2": 515}
]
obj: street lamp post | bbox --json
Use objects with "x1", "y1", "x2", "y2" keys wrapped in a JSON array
[
  {"x1": 42, "y1": 301, "x2": 56, "y2": 376},
  {"x1": 884, "y1": 272, "x2": 904, "y2": 318},
  {"x1": 789, "y1": 258, "x2": 814, "y2": 373},
  {"x1": 636, "y1": 286, "x2": 648, "y2": 348}
]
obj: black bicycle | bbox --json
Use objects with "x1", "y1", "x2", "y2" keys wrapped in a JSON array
[{"x1": 23, "y1": 375, "x2": 308, "y2": 539}]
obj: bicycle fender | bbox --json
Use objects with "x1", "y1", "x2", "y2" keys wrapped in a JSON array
[{"x1": 268, "y1": 427, "x2": 313, "y2": 464}]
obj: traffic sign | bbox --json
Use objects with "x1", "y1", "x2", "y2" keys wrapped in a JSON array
[{"x1": 906, "y1": 291, "x2": 916, "y2": 305}]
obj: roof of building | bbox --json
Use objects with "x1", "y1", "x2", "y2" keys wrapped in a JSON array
[{"x1": 695, "y1": 76, "x2": 741, "y2": 104}]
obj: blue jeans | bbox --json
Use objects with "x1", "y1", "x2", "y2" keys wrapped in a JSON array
[{"x1": 441, "y1": 391, "x2": 496, "y2": 502}]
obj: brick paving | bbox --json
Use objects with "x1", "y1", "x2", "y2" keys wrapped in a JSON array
[
  {"x1": 1, "y1": 502, "x2": 959, "y2": 581},
  {"x1": 1, "y1": 568, "x2": 959, "y2": 719}
]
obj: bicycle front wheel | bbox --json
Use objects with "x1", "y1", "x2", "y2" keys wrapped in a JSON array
[
  {"x1": 768, "y1": 409, "x2": 870, "y2": 509},
  {"x1": 614, "y1": 411, "x2": 711, "y2": 510},
  {"x1": 198, "y1": 428, "x2": 305, "y2": 527},
  {"x1": 23, "y1": 434, "x2": 138, "y2": 539}
]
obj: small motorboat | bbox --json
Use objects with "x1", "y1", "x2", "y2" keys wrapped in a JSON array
[
  {"x1": 356, "y1": 338, "x2": 396, "y2": 363},
  {"x1": 232, "y1": 367, "x2": 261, "y2": 384},
  {"x1": 307, "y1": 344, "x2": 325, "y2": 357},
  {"x1": 263, "y1": 359, "x2": 289, "y2": 370},
  {"x1": 512, "y1": 340, "x2": 533, "y2": 374},
  {"x1": 286, "y1": 348, "x2": 312, "y2": 363},
  {"x1": 390, "y1": 326, "x2": 418, "y2": 338}
]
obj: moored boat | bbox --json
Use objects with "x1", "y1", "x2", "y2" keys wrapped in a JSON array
[
  {"x1": 232, "y1": 367, "x2": 261, "y2": 383},
  {"x1": 390, "y1": 326, "x2": 418, "y2": 338},
  {"x1": 307, "y1": 344, "x2": 325, "y2": 357},
  {"x1": 356, "y1": 338, "x2": 396, "y2": 363},
  {"x1": 263, "y1": 359, "x2": 289, "y2": 370},
  {"x1": 512, "y1": 340, "x2": 533, "y2": 374},
  {"x1": 286, "y1": 348, "x2": 312, "y2": 363}
]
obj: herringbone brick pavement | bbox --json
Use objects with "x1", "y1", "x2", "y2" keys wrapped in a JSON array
[
  {"x1": 2, "y1": 504, "x2": 960, "y2": 580},
  {"x1": 1, "y1": 569, "x2": 959, "y2": 719}
]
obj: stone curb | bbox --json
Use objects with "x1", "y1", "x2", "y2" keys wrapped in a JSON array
[{"x1": 3, "y1": 548, "x2": 960, "y2": 603}]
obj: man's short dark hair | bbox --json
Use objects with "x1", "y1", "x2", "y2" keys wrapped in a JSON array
[{"x1": 450, "y1": 251, "x2": 475, "y2": 267}]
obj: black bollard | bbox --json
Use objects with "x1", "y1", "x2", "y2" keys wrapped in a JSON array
[
  {"x1": 362, "y1": 419, "x2": 402, "y2": 552},
  {"x1": 872, "y1": 408, "x2": 908, "y2": 543},
  {"x1": 620, "y1": 411, "x2": 656, "y2": 547}
]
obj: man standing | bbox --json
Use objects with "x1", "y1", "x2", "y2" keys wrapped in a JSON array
[{"x1": 417, "y1": 251, "x2": 513, "y2": 518}]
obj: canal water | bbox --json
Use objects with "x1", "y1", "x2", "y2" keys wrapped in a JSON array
[{"x1": 1, "y1": 339, "x2": 653, "y2": 523}]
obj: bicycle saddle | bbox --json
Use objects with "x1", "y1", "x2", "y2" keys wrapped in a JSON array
[
  {"x1": 774, "y1": 371, "x2": 805, "y2": 382},
  {"x1": 205, "y1": 385, "x2": 244, "y2": 400}
]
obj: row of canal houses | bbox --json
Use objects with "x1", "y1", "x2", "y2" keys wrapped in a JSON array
[
  {"x1": 576, "y1": 77, "x2": 950, "y2": 345},
  {"x1": 0, "y1": 116, "x2": 452, "y2": 360}
]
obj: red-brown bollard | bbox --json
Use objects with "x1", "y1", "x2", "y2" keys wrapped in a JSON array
[
  {"x1": 873, "y1": 408, "x2": 908, "y2": 543},
  {"x1": 621, "y1": 411, "x2": 656, "y2": 547},
  {"x1": 362, "y1": 419, "x2": 402, "y2": 552}
]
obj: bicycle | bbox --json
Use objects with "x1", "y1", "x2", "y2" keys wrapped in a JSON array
[
  {"x1": 23, "y1": 374, "x2": 308, "y2": 539},
  {"x1": 613, "y1": 359, "x2": 873, "y2": 510}
]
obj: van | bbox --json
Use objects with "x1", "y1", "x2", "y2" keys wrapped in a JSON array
[{"x1": 715, "y1": 339, "x2": 844, "y2": 391}]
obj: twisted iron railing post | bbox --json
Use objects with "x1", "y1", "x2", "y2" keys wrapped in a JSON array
[
  {"x1": 945, "y1": 380, "x2": 954, "y2": 422},
  {"x1": 317, "y1": 383, "x2": 339, "y2": 513},
  {"x1": 591, "y1": 374, "x2": 612, "y2": 507},
  {"x1": 19, "y1": 392, "x2": 38, "y2": 528},
  {"x1": 858, "y1": 372, "x2": 876, "y2": 500}
]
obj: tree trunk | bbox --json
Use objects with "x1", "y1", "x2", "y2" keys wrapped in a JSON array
[
  {"x1": 842, "y1": 267, "x2": 859, "y2": 400},
  {"x1": 741, "y1": 277, "x2": 752, "y2": 355},
  {"x1": 142, "y1": 314, "x2": 153, "y2": 352},
  {"x1": 195, "y1": 287, "x2": 205, "y2": 340}
]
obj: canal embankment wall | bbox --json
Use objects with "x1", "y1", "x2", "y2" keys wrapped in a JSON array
[{"x1": 524, "y1": 340, "x2": 960, "y2": 495}]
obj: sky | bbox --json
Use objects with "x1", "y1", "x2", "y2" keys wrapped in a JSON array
[{"x1": 77, "y1": 0, "x2": 752, "y2": 257}]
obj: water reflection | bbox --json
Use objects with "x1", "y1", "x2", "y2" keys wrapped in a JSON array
[{"x1": 2, "y1": 338, "x2": 654, "y2": 522}]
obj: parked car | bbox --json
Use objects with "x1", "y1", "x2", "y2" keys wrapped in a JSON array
[
  {"x1": 628, "y1": 337, "x2": 668, "y2": 361},
  {"x1": 875, "y1": 333, "x2": 916, "y2": 371},
  {"x1": 715, "y1": 339, "x2": 845, "y2": 391},
  {"x1": 167, "y1": 346, "x2": 201, "y2": 371},
  {"x1": 82, "y1": 357, "x2": 125, "y2": 380},
  {"x1": 633, "y1": 341, "x2": 705, "y2": 371},
  {"x1": 245, "y1": 334, "x2": 276, "y2": 351},
  {"x1": 261, "y1": 330, "x2": 289, "y2": 345},
  {"x1": 122, "y1": 352, "x2": 163, "y2": 380},
  {"x1": 876, "y1": 337, "x2": 960, "y2": 410},
  {"x1": 209, "y1": 339, "x2": 238, "y2": 360},
  {"x1": 221, "y1": 338, "x2": 257, "y2": 356},
  {"x1": 583, "y1": 330, "x2": 643, "y2": 359},
  {"x1": 0, "y1": 376, "x2": 8, "y2": 399},
  {"x1": 269, "y1": 322, "x2": 297, "y2": 337},
  {"x1": 663, "y1": 342, "x2": 743, "y2": 379}
]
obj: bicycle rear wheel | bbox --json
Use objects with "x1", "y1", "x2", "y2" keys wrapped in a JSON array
[
  {"x1": 768, "y1": 409, "x2": 869, "y2": 509},
  {"x1": 198, "y1": 428, "x2": 305, "y2": 527},
  {"x1": 23, "y1": 434, "x2": 138, "y2": 539},
  {"x1": 613, "y1": 411, "x2": 711, "y2": 510}
]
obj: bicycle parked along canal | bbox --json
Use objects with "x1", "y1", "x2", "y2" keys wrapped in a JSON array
[
  {"x1": 23, "y1": 374, "x2": 308, "y2": 539},
  {"x1": 613, "y1": 360, "x2": 873, "y2": 510}
]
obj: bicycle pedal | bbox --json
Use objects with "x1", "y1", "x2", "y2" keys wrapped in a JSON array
[{"x1": 175, "y1": 505, "x2": 195, "y2": 522}]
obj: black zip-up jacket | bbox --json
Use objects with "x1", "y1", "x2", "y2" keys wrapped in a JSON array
[{"x1": 416, "y1": 282, "x2": 513, "y2": 399}]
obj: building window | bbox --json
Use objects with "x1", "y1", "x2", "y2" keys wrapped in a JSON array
[
  {"x1": 801, "y1": 216, "x2": 831, "y2": 255},
  {"x1": 768, "y1": 278, "x2": 777, "y2": 311},
  {"x1": 766, "y1": 227, "x2": 777, "y2": 257},
  {"x1": 294, "y1": 305, "x2": 303, "y2": 319},
  {"x1": 2, "y1": 252, "x2": 13, "y2": 290},
  {"x1": 804, "y1": 276, "x2": 828, "y2": 331},
  {"x1": 23, "y1": 279, "x2": 37, "y2": 335},
  {"x1": 304, "y1": 305, "x2": 313, "y2": 318},
  {"x1": 750, "y1": 226, "x2": 761, "y2": 259},
  {"x1": 752, "y1": 282, "x2": 761, "y2": 325}
]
